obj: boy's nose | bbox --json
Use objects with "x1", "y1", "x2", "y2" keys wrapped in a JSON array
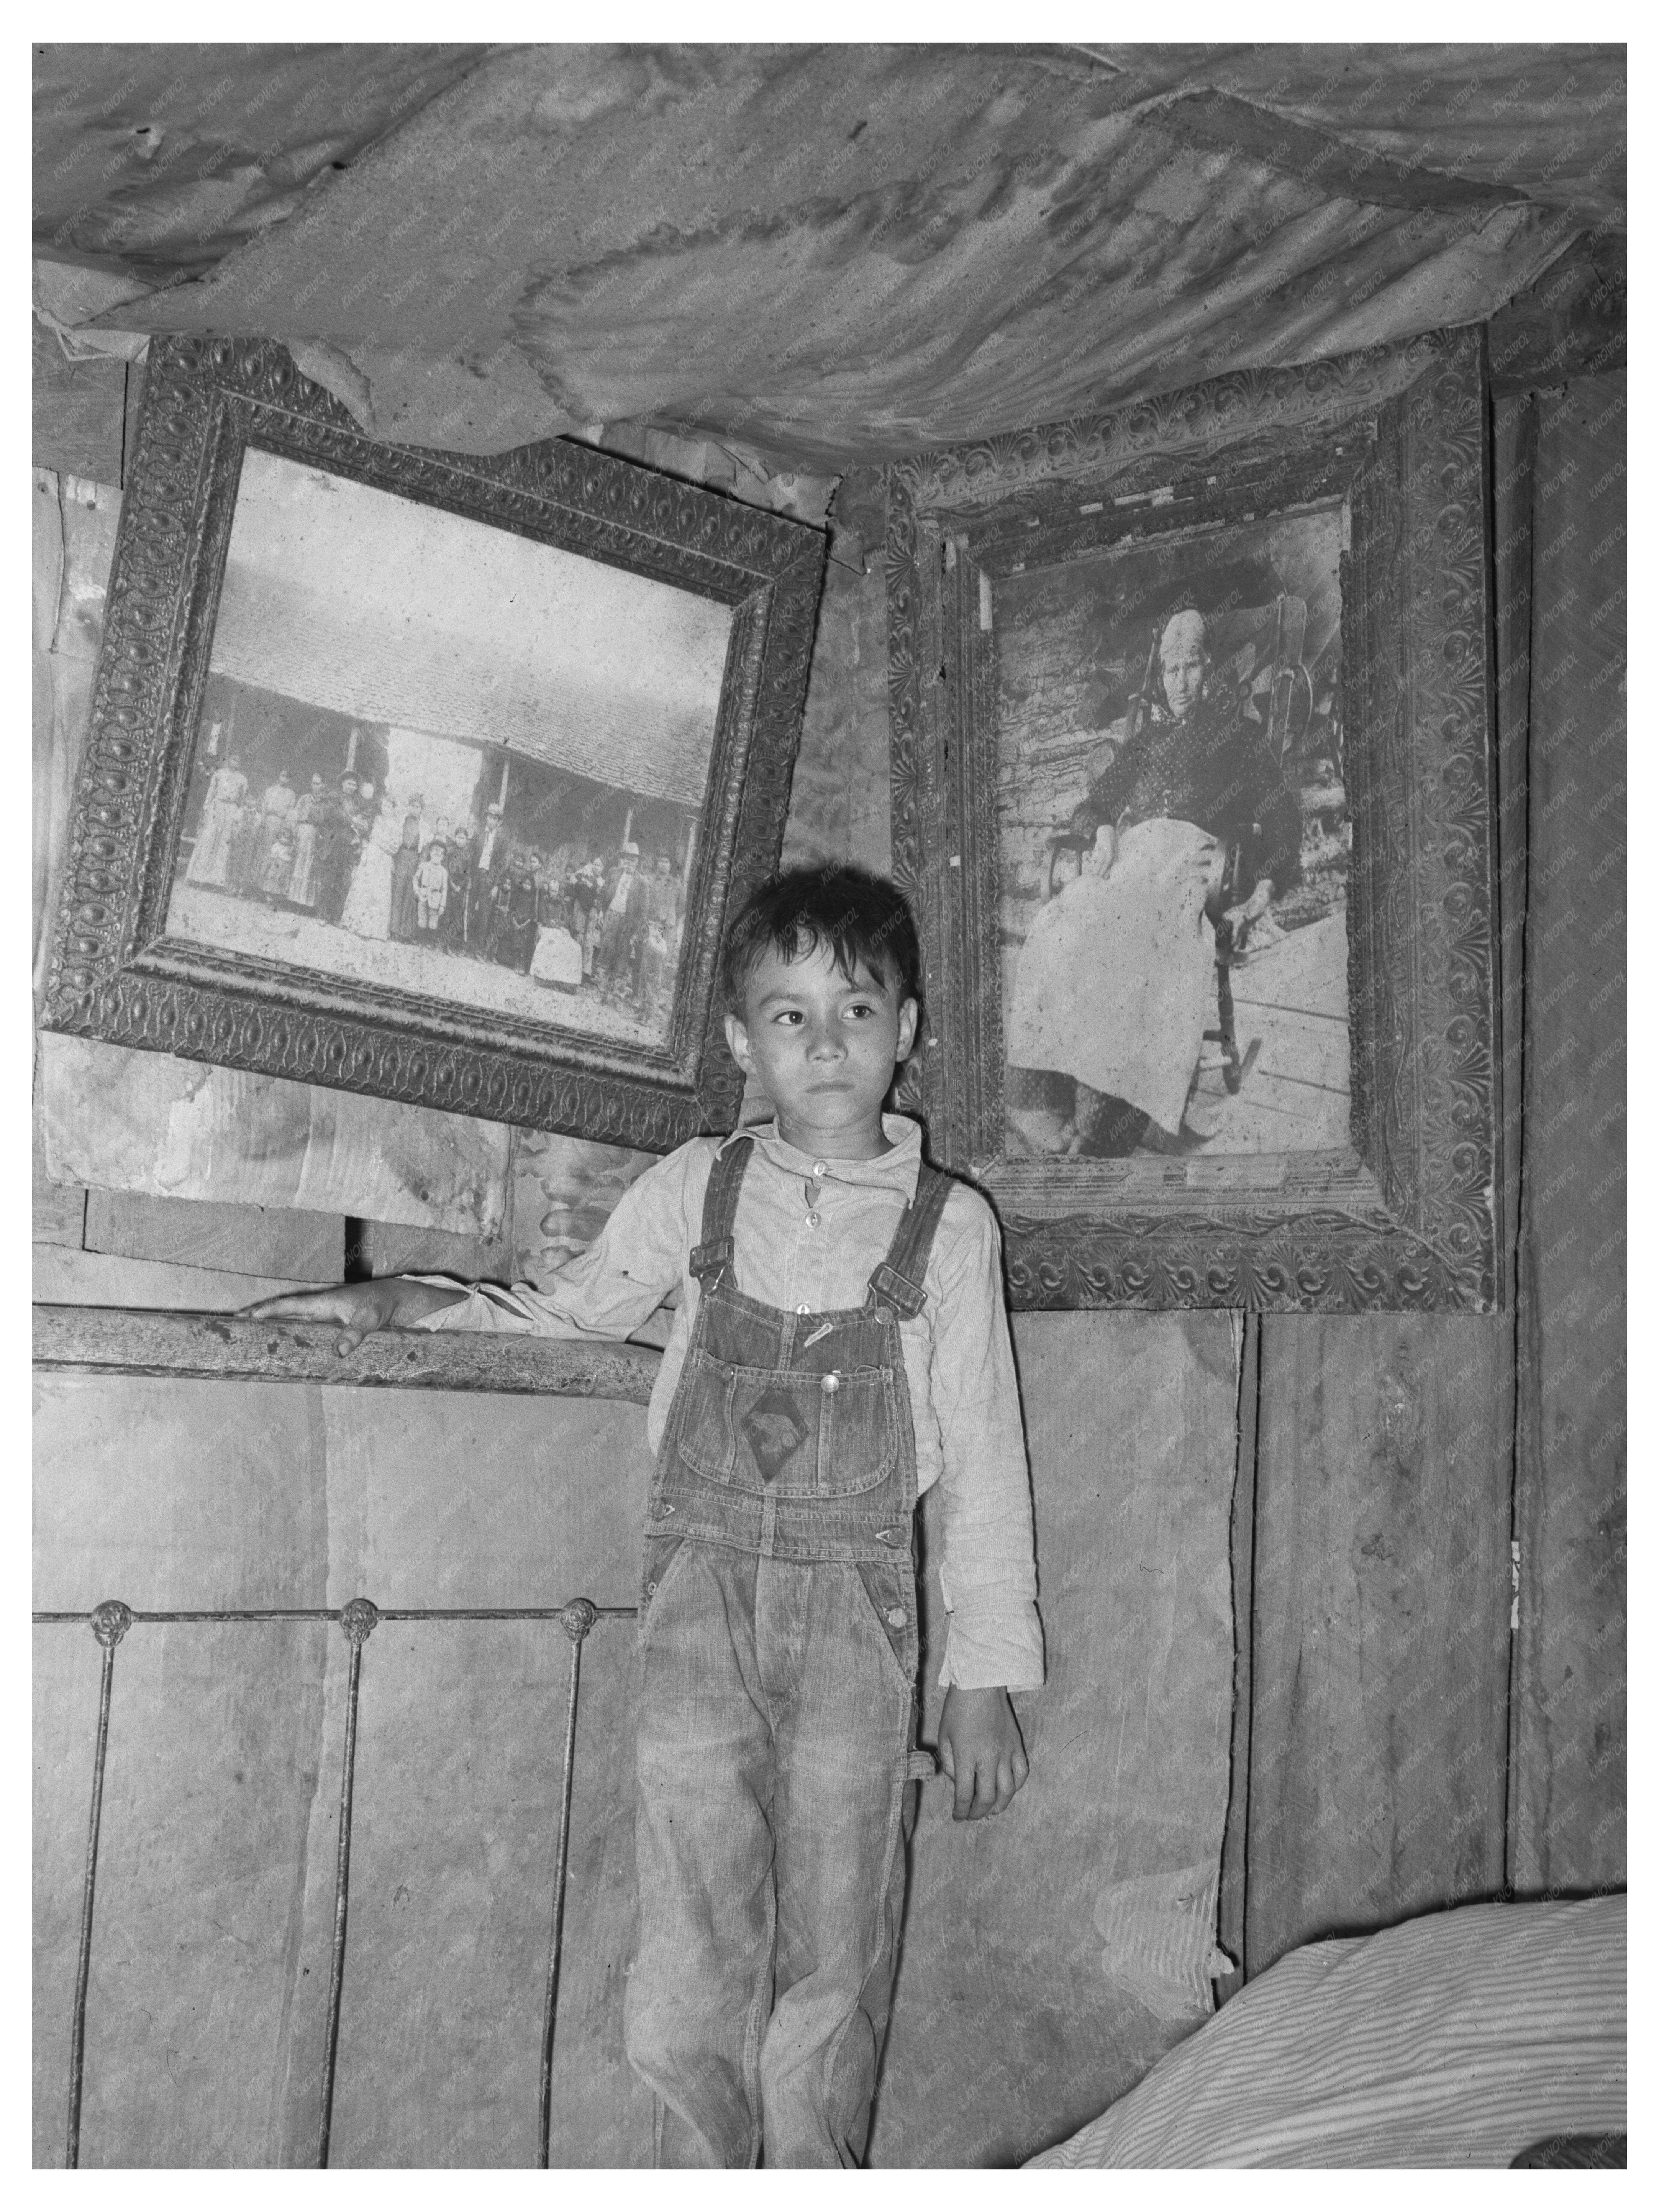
[{"x1": 807, "y1": 1024, "x2": 846, "y2": 1060}]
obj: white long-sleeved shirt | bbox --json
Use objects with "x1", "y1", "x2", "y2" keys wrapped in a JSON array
[{"x1": 411, "y1": 1114, "x2": 1043, "y2": 1691}]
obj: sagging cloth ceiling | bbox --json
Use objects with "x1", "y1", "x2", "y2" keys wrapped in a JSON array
[{"x1": 34, "y1": 42, "x2": 1625, "y2": 490}]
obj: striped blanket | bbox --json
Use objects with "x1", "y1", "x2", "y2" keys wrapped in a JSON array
[{"x1": 1027, "y1": 1894, "x2": 1625, "y2": 2168}]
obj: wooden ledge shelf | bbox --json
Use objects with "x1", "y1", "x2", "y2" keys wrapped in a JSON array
[{"x1": 32, "y1": 1304, "x2": 661, "y2": 1403}]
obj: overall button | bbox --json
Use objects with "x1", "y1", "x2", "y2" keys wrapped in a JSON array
[
  {"x1": 796, "y1": 1303, "x2": 811, "y2": 1315},
  {"x1": 885, "y1": 1607, "x2": 906, "y2": 1627},
  {"x1": 821, "y1": 1371, "x2": 841, "y2": 1394}
]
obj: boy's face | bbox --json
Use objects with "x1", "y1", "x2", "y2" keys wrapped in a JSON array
[{"x1": 725, "y1": 942, "x2": 916, "y2": 1160}]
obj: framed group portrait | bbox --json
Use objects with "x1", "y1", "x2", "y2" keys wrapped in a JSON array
[
  {"x1": 43, "y1": 338, "x2": 826, "y2": 1152},
  {"x1": 886, "y1": 328, "x2": 1502, "y2": 1311}
]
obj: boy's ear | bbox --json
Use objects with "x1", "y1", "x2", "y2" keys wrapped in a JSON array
[
  {"x1": 724, "y1": 1011, "x2": 756, "y2": 1076},
  {"x1": 895, "y1": 997, "x2": 919, "y2": 1063}
]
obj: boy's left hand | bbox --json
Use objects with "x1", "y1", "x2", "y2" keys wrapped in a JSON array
[{"x1": 937, "y1": 1686, "x2": 1029, "y2": 1821}]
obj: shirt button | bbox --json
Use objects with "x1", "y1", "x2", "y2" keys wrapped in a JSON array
[
  {"x1": 812, "y1": 1161, "x2": 827, "y2": 1177},
  {"x1": 806, "y1": 1210, "x2": 821, "y2": 1228}
]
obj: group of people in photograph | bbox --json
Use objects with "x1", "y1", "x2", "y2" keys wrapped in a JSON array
[{"x1": 185, "y1": 752, "x2": 687, "y2": 1021}]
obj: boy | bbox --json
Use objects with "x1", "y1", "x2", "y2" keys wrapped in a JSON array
[
  {"x1": 413, "y1": 839, "x2": 450, "y2": 934},
  {"x1": 246, "y1": 865, "x2": 1042, "y2": 2167}
]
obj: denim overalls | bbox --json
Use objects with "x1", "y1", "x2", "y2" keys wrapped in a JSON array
[{"x1": 622, "y1": 1134, "x2": 952, "y2": 2168}]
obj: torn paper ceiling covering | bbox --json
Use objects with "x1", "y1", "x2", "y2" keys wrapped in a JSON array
[{"x1": 33, "y1": 43, "x2": 1624, "y2": 473}]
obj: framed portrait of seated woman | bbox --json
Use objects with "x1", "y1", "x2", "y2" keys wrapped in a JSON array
[
  {"x1": 41, "y1": 338, "x2": 826, "y2": 1152},
  {"x1": 885, "y1": 327, "x2": 1502, "y2": 1310}
]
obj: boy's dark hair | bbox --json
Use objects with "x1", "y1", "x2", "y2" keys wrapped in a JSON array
[{"x1": 721, "y1": 864, "x2": 923, "y2": 1015}]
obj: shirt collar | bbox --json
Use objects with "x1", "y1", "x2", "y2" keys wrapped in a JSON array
[{"x1": 729, "y1": 1113, "x2": 923, "y2": 1190}]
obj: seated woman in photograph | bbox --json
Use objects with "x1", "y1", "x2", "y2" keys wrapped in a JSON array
[
  {"x1": 1007, "y1": 605, "x2": 1302, "y2": 1156},
  {"x1": 492, "y1": 855, "x2": 542, "y2": 973},
  {"x1": 529, "y1": 859, "x2": 584, "y2": 991}
]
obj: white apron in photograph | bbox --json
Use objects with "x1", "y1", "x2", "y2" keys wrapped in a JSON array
[
  {"x1": 1007, "y1": 816, "x2": 1218, "y2": 1135},
  {"x1": 530, "y1": 924, "x2": 584, "y2": 989},
  {"x1": 339, "y1": 808, "x2": 400, "y2": 939}
]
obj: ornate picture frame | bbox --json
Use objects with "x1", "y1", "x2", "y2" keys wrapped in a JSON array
[
  {"x1": 886, "y1": 328, "x2": 1500, "y2": 1311},
  {"x1": 42, "y1": 337, "x2": 826, "y2": 1152}
]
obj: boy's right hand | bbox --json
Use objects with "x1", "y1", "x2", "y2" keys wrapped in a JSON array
[{"x1": 238, "y1": 1277, "x2": 462, "y2": 1357}]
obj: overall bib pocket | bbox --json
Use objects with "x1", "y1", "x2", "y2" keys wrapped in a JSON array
[
  {"x1": 674, "y1": 1350, "x2": 899, "y2": 1496},
  {"x1": 816, "y1": 1363, "x2": 899, "y2": 1495}
]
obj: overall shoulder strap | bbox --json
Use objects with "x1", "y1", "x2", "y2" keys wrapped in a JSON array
[
  {"x1": 867, "y1": 1162, "x2": 954, "y2": 1319},
  {"x1": 689, "y1": 1136, "x2": 752, "y2": 1283}
]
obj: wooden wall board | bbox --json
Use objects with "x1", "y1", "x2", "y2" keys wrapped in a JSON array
[
  {"x1": 31, "y1": 1183, "x2": 87, "y2": 1252},
  {"x1": 1246, "y1": 1316, "x2": 1515, "y2": 1973},
  {"x1": 34, "y1": 1370, "x2": 651, "y2": 1618},
  {"x1": 36, "y1": 1603, "x2": 651, "y2": 2170},
  {"x1": 33, "y1": 1248, "x2": 313, "y2": 1312},
  {"x1": 31, "y1": 1373, "x2": 651, "y2": 2165},
  {"x1": 780, "y1": 469, "x2": 893, "y2": 877},
  {"x1": 1492, "y1": 389, "x2": 1538, "y2": 1304},
  {"x1": 33, "y1": 1375, "x2": 334, "y2": 1616},
  {"x1": 1487, "y1": 232, "x2": 1626, "y2": 398},
  {"x1": 68, "y1": 1619, "x2": 338, "y2": 2167},
  {"x1": 353, "y1": 1216, "x2": 515, "y2": 1288},
  {"x1": 1214, "y1": 1312, "x2": 1259, "y2": 1999},
  {"x1": 315, "y1": 1389, "x2": 649, "y2": 1612},
  {"x1": 50, "y1": 471, "x2": 123, "y2": 657},
  {"x1": 1510, "y1": 373, "x2": 1626, "y2": 1896},
  {"x1": 870, "y1": 1310, "x2": 1238, "y2": 2168},
  {"x1": 84, "y1": 1190, "x2": 344, "y2": 1284},
  {"x1": 32, "y1": 563, "x2": 60, "y2": 990},
  {"x1": 31, "y1": 1622, "x2": 106, "y2": 2170},
  {"x1": 32, "y1": 472, "x2": 115, "y2": 999},
  {"x1": 34, "y1": 650, "x2": 95, "y2": 998},
  {"x1": 543, "y1": 1627, "x2": 652, "y2": 2165},
  {"x1": 32, "y1": 1129, "x2": 85, "y2": 1250},
  {"x1": 327, "y1": 1618, "x2": 649, "y2": 2167},
  {"x1": 1492, "y1": 385, "x2": 1536, "y2": 1860},
  {"x1": 32, "y1": 322, "x2": 130, "y2": 483},
  {"x1": 32, "y1": 466, "x2": 63, "y2": 651}
]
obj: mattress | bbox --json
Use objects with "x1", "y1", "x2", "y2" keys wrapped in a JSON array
[{"x1": 1027, "y1": 1892, "x2": 1625, "y2": 2168}]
